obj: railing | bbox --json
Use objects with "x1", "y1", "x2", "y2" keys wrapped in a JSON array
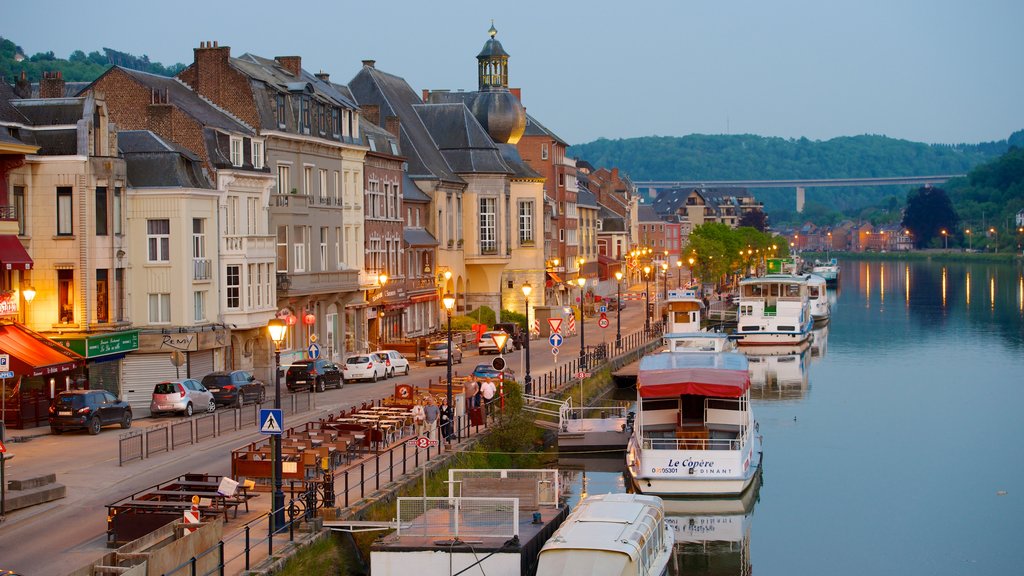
[
  {"x1": 0, "y1": 205, "x2": 17, "y2": 221},
  {"x1": 222, "y1": 234, "x2": 275, "y2": 255},
  {"x1": 641, "y1": 433, "x2": 746, "y2": 452},
  {"x1": 397, "y1": 497, "x2": 519, "y2": 538},
  {"x1": 192, "y1": 258, "x2": 211, "y2": 281}
]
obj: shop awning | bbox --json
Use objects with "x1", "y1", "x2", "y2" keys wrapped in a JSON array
[
  {"x1": 547, "y1": 272, "x2": 563, "y2": 284},
  {"x1": 0, "y1": 235, "x2": 33, "y2": 270},
  {"x1": 0, "y1": 322, "x2": 84, "y2": 377},
  {"x1": 410, "y1": 293, "x2": 437, "y2": 303}
]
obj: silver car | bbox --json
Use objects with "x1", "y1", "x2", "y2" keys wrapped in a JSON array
[
  {"x1": 425, "y1": 340, "x2": 463, "y2": 366},
  {"x1": 150, "y1": 379, "x2": 216, "y2": 417}
]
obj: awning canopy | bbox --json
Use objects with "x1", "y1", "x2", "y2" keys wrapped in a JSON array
[
  {"x1": 0, "y1": 235, "x2": 33, "y2": 270},
  {"x1": 637, "y1": 352, "x2": 750, "y2": 399},
  {"x1": 0, "y1": 322, "x2": 84, "y2": 377},
  {"x1": 547, "y1": 272, "x2": 563, "y2": 284}
]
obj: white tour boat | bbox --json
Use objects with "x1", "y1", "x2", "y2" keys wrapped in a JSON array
[
  {"x1": 735, "y1": 274, "x2": 815, "y2": 346},
  {"x1": 535, "y1": 493, "x2": 674, "y2": 576},
  {"x1": 661, "y1": 288, "x2": 737, "y2": 353},
  {"x1": 812, "y1": 257, "x2": 840, "y2": 283},
  {"x1": 806, "y1": 273, "x2": 831, "y2": 323},
  {"x1": 626, "y1": 352, "x2": 762, "y2": 496}
]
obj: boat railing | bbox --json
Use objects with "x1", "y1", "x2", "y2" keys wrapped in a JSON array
[
  {"x1": 562, "y1": 403, "x2": 630, "y2": 422},
  {"x1": 639, "y1": 425, "x2": 748, "y2": 452},
  {"x1": 397, "y1": 496, "x2": 520, "y2": 538}
]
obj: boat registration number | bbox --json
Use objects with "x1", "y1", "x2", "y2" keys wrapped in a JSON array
[{"x1": 652, "y1": 467, "x2": 678, "y2": 474}]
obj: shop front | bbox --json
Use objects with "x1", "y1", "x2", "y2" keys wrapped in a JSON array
[
  {"x1": 369, "y1": 286, "x2": 407, "y2": 349},
  {"x1": 122, "y1": 328, "x2": 229, "y2": 418},
  {"x1": 52, "y1": 330, "x2": 139, "y2": 398},
  {"x1": 0, "y1": 322, "x2": 84, "y2": 429}
]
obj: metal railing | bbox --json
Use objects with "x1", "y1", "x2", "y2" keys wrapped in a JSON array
[
  {"x1": 192, "y1": 258, "x2": 211, "y2": 280},
  {"x1": 397, "y1": 497, "x2": 519, "y2": 538}
]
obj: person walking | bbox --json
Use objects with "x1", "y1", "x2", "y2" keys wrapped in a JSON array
[
  {"x1": 480, "y1": 379, "x2": 496, "y2": 416},
  {"x1": 423, "y1": 396, "x2": 439, "y2": 440},
  {"x1": 411, "y1": 397, "x2": 426, "y2": 437},
  {"x1": 439, "y1": 396, "x2": 454, "y2": 443}
]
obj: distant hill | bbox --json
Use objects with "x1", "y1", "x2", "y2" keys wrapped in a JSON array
[
  {"x1": 1, "y1": 36, "x2": 184, "y2": 83},
  {"x1": 568, "y1": 133, "x2": 1020, "y2": 222}
]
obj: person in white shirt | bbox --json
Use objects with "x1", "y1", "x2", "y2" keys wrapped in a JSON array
[
  {"x1": 411, "y1": 398, "x2": 426, "y2": 437},
  {"x1": 480, "y1": 379, "x2": 496, "y2": 415}
]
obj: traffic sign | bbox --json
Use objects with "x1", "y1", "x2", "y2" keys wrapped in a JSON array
[
  {"x1": 309, "y1": 333, "x2": 318, "y2": 343},
  {"x1": 491, "y1": 356, "x2": 506, "y2": 371},
  {"x1": 548, "y1": 333, "x2": 563, "y2": 347},
  {"x1": 547, "y1": 317, "x2": 562, "y2": 334},
  {"x1": 405, "y1": 436, "x2": 439, "y2": 448},
  {"x1": 0, "y1": 439, "x2": 6, "y2": 453},
  {"x1": 259, "y1": 409, "x2": 283, "y2": 435},
  {"x1": 576, "y1": 371, "x2": 590, "y2": 379},
  {"x1": 307, "y1": 343, "x2": 321, "y2": 360},
  {"x1": 599, "y1": 305, "x2": 607, "y2": 313},
  {"x1": 0, "y1": 353, "x2": 8, "y2": 371},
  {"x1": 0, "y1": 371, "x2": 13, "y2": 379},
  {"x1": 551, "y1": 346, "x2": 559, "y2": 356},
  {"x1": 598, "y1": 317, "x2": 609, "y2": 329}
]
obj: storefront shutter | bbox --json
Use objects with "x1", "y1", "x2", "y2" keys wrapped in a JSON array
[{"x1": 121, "y1": 353, "x2": 179, "y2": 418}]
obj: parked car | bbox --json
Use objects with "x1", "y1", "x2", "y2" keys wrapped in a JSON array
[
  {"x1": 49, "y1": 390, "x2": 132, "y2": 435},
  {"x1": 493, "y1": 322, "x2": 525, "y2": 350},
  {"x1": 471, "y1": 363, "x2": 515, "y2": 382},
  {"x1": 202, "y1": 370, "x2": 266, "y2": 407},
  {"x1": 425, "y1": 340, "x2": 463, "y2": 366},
  {"x1": 286, "y1": 359, "x2": 343, "y2": 392},
  {"x1": 478, "y1": 330, "x2": 514, "y2": 355},
  {"x1": 373, "y1": 350, "x2": 411, "y2": 377},
  {"x1": 150, "y1": 379, "x2": 215, "y2": 417},
  {"x1": 342, "y1": 354, "x2": 387, "y2": 382}
]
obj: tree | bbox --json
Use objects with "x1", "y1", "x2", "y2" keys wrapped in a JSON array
[
  {"x1": 738, "y1": 209, "x2": 768, "y2": 231},
  {"x1": 901, "y1": 186, "x2": 959, "y2": 248}
]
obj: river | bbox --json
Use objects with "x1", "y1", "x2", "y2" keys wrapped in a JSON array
[{"x1": 557, "y1": 257, "x2": 1024, "y2": 575}]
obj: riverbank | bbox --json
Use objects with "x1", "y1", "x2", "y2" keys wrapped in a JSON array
[{"x1": 804, "y1": 250, "x2": 1022, "y2": 264}]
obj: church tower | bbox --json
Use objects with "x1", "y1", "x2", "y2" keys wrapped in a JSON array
[{"x1": 471, "y1": 22, "x2": 526, "y2": 144}]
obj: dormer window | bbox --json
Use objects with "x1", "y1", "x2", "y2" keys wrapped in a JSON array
[
  {"x1": 251, "y1": 140, "x2": 264, "y2": 169},
  {"x1": 332, "y1": 108, "x2": 340, "y2": 138},
  {"x1": 541, "y1": 143, "x2": 549, "y2": 160},
  {"x1": 276, "y1": 94, "x2": 286, "y2": 128},
  {"x1": 230, "y1": 137, "x2": 243, "y2": 167}
]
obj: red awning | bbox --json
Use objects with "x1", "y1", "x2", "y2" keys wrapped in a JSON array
[
  {"x1": 0, "y1": 323, "x2": 83, "y2": 377},
  {"x1": 547, "y1": 272, "x2": 563, "y2": 283},
  {"x1": 409, "y1": 293, "x2": 437, "y2": 303},
  {"x1": 638, "y1": 367, "x2": 750, "y2": 398},
  {"x1": 0, "y1": 235, "x2": 32, "y2": 270}
]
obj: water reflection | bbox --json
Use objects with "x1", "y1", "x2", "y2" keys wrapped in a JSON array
[
  {"x1": 746, "y1": 347, "x2": 811, "y2": 401},
  {"x1": 809, "y1": 323, "x2": 829, "y2": 359}
]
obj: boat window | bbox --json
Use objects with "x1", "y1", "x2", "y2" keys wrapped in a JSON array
[
  {"x1": 809, "y1": 286, "x2": 820, "y2": 297},
  {"x1": 681, "y1": 395, "x2": 704, "y2": 423},
  {"x1": 770, "y1": 284, "x2": 780, "y2": 297},
  {"x1": 640, "y1": 398, "x2": 678, "y2": 411},
  {"x1": 673, "y1": 311, "x2": 688, "y2": 323},
  {"x1": 786, "y1": 284, "x2": 801, "y2": 297}
]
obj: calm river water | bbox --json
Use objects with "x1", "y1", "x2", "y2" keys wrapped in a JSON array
[{"x1": 557, "y1": 257, "x2": 1024, "y2": 576}]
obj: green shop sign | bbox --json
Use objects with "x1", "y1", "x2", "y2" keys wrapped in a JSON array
[{"x1": 58, "y1": 331, "x2": 139, "y2": 358}]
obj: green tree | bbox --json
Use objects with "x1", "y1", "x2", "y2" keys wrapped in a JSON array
[
  {"x1": 738, "y1": 209, "x2": 768, "y2": 231},
  {"x1": 901, "y1": 187, "x2": 959, "y2": 248}
]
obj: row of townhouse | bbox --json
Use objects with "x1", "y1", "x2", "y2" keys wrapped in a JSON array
[
  {"x1": 0, "y1": 24, "x2": 636, "y2": 427},
  {"x1": 780, "y1": 222, "x2": 913, "y2": 253}
]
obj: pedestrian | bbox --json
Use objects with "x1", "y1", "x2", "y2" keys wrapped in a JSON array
[
  {"x1": 411, "y1": 397, "x2": 426, "y2": 437},
  {"x1": 439, "y1": 396, "x2": 454, "y2": 442},
  {"x1": 465, "y1": 380, "x2": 480, "y2": 408},
  {"x1": 423, "y1": 395, "x2": 439, "y2": 440},
  {"x1": 480, "y1": 379, "x2": 496, "y2": 415}
]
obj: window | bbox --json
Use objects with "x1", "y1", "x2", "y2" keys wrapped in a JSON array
[
  {"x1": 147, "y1": 219, "x2": 170, "y2": 262},
  {"x1": 276, "y1": 94, "x2": 286, "y2": 128},
  {"x1": 230, "y1": 137, "x2": 243, "y2": 167},
  {"x1": 479, "y1": 197, "x2": 496, "y2": 253},
  {"x1": 320, "y1": 227, "x2": 328, "y2": 271},
  {"x1": 96, "y1": 269, "x2": 108, "y2": 323},
  {"x1": 14, "y1": 186, "x2": 25, "y2": 235},
  {"x1": 317, "y1": 102, "x2": 325, "y2": 135},
  {"x1": 335, "y1": 227, "x2": 342, "y2": 269},
  {"x1": 518, "y1": 201, "x2": 534, "y2": 245},
  {"x1": 149, "y1": 293, "x2": 171, "y2": 323},
  {"x1": 251, "y1": 140, "x2": 264, "y2": 169},
  {"x1": 277, "y1": 164, "x2": 290, "y2": 194},
  {"x1": 319, "y1": 169, "x2": 328, "y2": 202},
  {"x1": 194, "y1": 291, "x2": 205, "y2": 322},
  {"x1": 300, "y1": 96, "x2": 311, "y2": 134},
  {"x1": 276, "y1": 226, "x2": 289, "y2": 273},
  {"x1": 331, "y1": 108, "x2": 340, "y2": 137},
  {"x1": 192, "y1": 219, "x2": 205, "y2": 258},
  {"x1": 57, "y1": 269, "x2": 74, "y2": 323},
  {"x1": 57, "y1": 187, "x2": 73, "y2": 235},
  {"x1": 95, "y1": 187, "x2": 108, "y2": 235},
  {"x1": 334, "y1": 171, "x2": 341, "y2": 203},
  {"x1": 293, "y1": 226, "x2": 306, "y2": 272},
  {"x1": 115, "y1": 268, "x2": 125, "y2": 322},
  {"x1": 541, "y1": 143, "x2": 549, "y2": 160},
  {"x1": 113, "y1": 187, "x2": 122, "y2": 235},
  {"x1": 304, "y1": 166, "x2": 312, "y2": 195},
  {"x1": 226, "y1": 266, "x2": 240, "y2": 309}
]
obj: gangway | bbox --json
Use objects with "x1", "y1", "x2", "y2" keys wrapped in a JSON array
[{"x1": 522, "y1": 394, "x2": 569, "y2": 430}]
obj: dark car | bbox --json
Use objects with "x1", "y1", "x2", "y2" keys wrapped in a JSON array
[
  {"x1": 202, "y1": 370, "x2": 266, "y2": 407},
  {"x1": 286, "y1": 359, "x2": 343, "y2": 392},
  {"x1": 49, "y1": 390, "x2": 132, "y2": 435}
]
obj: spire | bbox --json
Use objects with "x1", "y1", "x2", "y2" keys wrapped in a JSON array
[
  {"x1": 477, "y1": 21, "x2": 510, "y2": 91},
  {"x1": 489, "y1": 20, "x2": 497, "y2": 39}
]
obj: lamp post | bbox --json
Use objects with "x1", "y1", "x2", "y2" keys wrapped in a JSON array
[
  {"x1": 442, "y1": 293, "x2": 456, "y2": 426},
  {"x1": 661, "y1": 262, "x2": 668, "y2": 300},
  {"x1": 614, "y1": 271, "x2": 623, "y2": 350},
  {"x1": 576, "y1": 277, "x2": 587, "y2": 369},
  {"x1": 941, "y1": 229, "x2": 948, "y2": 250},
  {"x1": 688, "y1": 256, "x2": 695, "y2": 287},
  {"x1": 521, "y1": 283, "x2": 532, "y2": 394},
  {"x1": 675, "y1": 260, "x2": 683, "y2": 289},
  {"x1": 266, "y1": 318, "x2": 287, "y2": 532},
  {"x1": 989, "y1": 227, "x2": 997, "y2": 253},
  {"x1": 22, "y1": 285, "x2": 36, "y2": 326},
  {"x1": 643, "y1": 265, "x2": 652, "y2": 334},
  {"x1": 377, "y1": 273, "x2": 388, "y2": 346},
  {"x1": 965, "y1": 229, "x2": 971, "y2": 252}
]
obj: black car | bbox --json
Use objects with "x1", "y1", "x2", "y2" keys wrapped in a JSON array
[
  {"x1": 202, "y1": 370, "x2": 266, "y2": 407},
  {"x1": 286, "y1": 359, "x2": 343, "y2": 392},
  {"x1": 48, "y1": 390, "x2": 132, "y2": 435}
]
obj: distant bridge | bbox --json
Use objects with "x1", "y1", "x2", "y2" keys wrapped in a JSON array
[{"x1": 636, "y1": 175, "x2": 964, "y2": 212}]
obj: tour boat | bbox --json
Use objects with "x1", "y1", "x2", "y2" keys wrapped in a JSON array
[
  {"x1": 812, "y1": 258, "x2": 840, "y2": 283},
  {"x1": 626, "y1": 352, "x2": 762, "y2": 496},
  {"x1": 806, "y1": 273, "x2": 831, "y2": 324},
  {"x1": 535, "y1": 493, "x2": 674, "y2": 576},
  {"x1": 663, "y1": 332, "x2": 736, "y2": 353},
  {"x1": 734, "y1": 274, "x2": 815, "y2": 346},
  {"x1": 661, "y1": 288, "x2": 737, "y2": 353}
]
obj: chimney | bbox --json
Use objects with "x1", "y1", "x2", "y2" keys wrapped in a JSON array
[
  {"x1": 276, "y1": 56, "x2": 302, "y2": 77},
  {"x1": 612, "y1": 167, "x2": 619, "y2": 180},
  {"x1": 385, "y1": 115, "x2": 401, "y2": 138},
  {"x1": 315, "y1": 70, "x2": 330, "y2": 82},
  {"x1": 40, "y1": 71, "x2": 65, "y2": 99},
  {"x1": 192, "y1": 40, "x2": 231, "y2": 101},
  {"x1": 362, "y1": 104, "x2": 380, "y2": 126},
  {"x1": 362, "y1": 60, "x2": 376, "y2": 69},
  {"x1": 14, "y1": 70, "x2": 31, "y2": 98}
]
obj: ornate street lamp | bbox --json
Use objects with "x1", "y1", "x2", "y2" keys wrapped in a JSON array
[
  {"x1": 266, "y1": 318, "x2": 288, "y2": 532},
  {"x1": 377, "y1": 273, "x2": 388, "y2": 346},
  {"x1": 442, "y1": 293, "x2": 456, "y2": 429},
  {"x1": 643, "y1": 265, "x2": 652, "y2": 334},
  {"x1": 576, "y1": 276, "x2": 587, "y2": 369},
  {"x1": 22, "y1": 285, "x2": 35, "y2": 325},
  {"x1": 661, "y1": 262, "x2": 668, "y2": 300},
  {"x1": 614, "y1": 271, "x2": 623, "y2": 350},
  {"x1": 675, "y1": 260, "x2": 683, "y2": 289},
  {"x1": 521, "y1": 282, "x2": 532, "y2": 395}
]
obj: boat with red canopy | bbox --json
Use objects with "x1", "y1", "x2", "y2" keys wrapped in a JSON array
[{"x1": 626, "y1": 352, "x2": 762, "y2": 496}]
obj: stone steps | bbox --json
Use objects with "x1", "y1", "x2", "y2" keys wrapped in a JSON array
[{"x1": 4, "y1": 472, "x2": 66, "y2": 513}]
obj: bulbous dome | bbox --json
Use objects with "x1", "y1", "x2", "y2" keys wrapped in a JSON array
[{"x1": 470, "y1": 90, "x2": 526, "y2": 145}]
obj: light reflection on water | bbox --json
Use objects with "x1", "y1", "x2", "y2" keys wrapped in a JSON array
[{"x1": 557, "y1": 258, "x2": 1024, "y2": 575}]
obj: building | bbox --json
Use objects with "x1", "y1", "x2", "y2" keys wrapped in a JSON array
[
  {"x1": 400, "y1": 173, "x2": 440, "y2": 338},
  {"x1": 175, "y1": 44, "x2": 366, "y2": 365},
  {"x1": 663, "y1": 187, "x2": 763, "y2": 229}
]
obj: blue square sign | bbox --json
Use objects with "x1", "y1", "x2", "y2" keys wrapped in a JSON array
[{"x1": 259, "y1": 409, "x2": 283, "y2": 435}]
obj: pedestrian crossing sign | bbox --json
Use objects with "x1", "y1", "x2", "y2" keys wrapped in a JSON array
[{"x1": 259, "y1": 409, "x2": 283, "y2": 435}]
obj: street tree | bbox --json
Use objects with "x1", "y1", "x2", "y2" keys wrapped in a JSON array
[{"x1": 901, "y1": 186, "x2": 958, "y2": 248}]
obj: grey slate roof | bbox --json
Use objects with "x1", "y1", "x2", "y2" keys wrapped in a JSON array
[
  {"x1": 0, "y1": 81, "x2": 29, "y2": 125},
  {"x1": 577, "y1": 188, "x2": 599, "y2": 209},
  {"x1": 497, "y1": 143, "x2": 541, "y2": 179},
  {"x1": 404, "y1": 228, "x2": 439, "y2": 247},
  {"x1": 637, "y1": 203, "x2": 662, "y2": 222},
  {"x1": 20, "y1": 128, "x2": 77, "y2": 155},
  {"x1": 349, "y1": 65, "x2": 464, "y2": 185},
  {"x1": 402, "y1": 172, "x2": 431, "y2": 202},
  {"x1": 412, "y1": 103, "x2": 511, "y2": 175},
  {"x1": 11, "y1": 97, "x2": 84, "y2": 126},
  {"x1": 120, "y1": 131, "x2": 213, "y2": 189},
  {"x1": 598, "y1": 206, "x2": 627, "y2": 232},
  {"x1": 360, "y1": 117, "x2": 401, "y2": 157},
  {"x1": 522, "y1": 113, "x2": 568, "y2": 146}
]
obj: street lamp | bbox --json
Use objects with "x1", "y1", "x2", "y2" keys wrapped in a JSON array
[
  {"x1": 442, "y1": 293, "x2": 456, "y2": 428},
  {"x1": 675, "y1": 260, "x2": 683, "y2": 289},
  {"x1": 521, "y1": 283, "x2": 532, "y2": 395},
  {"x1": 643, "y1": 265, "x2": 652, "y2": 334},
  {"x1": 989, "y1": 227, "x2": 997, "y2": 253},
  {"x1": 660, "y1": 262, "x2": 668, "y2": 300},
  {"x1": 377, "y1": 273, "x2": 388, "y2": 346},
  {"x1": 22, "y1": 285, "x2": 35, "y2": 325},
  {"x1": 614, "y1": 271, "x2": 623, "y2": 350},
  {"x1": 576, "y1": 276, "x2": 587, "y2": 369},
  {"x1": 941, "y1": 229, "x2": 948, "y2": 250},
  {"x1": 266, "y1": 318, "x2": 288, "y2": 532},
  {"x1": 965, "y1": 229, "x2": 972, "y2": 252}
]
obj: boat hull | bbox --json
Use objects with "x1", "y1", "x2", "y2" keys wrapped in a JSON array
[{"x1": 626, "y1": 437, "x2": 762, "y2": 497}]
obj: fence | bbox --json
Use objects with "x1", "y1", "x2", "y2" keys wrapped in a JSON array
[
  {"x1": 397, "y1": 497, "x2": 520, "y2": 538},
  {"x1": 118, "y1": 392, "x2": 315, "y2": 466},
  {"x1": 447, "y1": 468, "x2": 559, "y2": 505}
]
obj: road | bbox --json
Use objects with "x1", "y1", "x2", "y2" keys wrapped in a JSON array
[{"x1": 0, "y1": 303, "x2": 649, "y2": 575}]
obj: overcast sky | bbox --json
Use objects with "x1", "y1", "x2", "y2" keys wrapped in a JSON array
[{"x1": 6, "y1": 0, "x2": 1022, "y2": 146}]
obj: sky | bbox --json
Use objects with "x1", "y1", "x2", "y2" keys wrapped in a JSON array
[{"x1": 5, "y1": 0, "x2": 1023, "y2": 146}]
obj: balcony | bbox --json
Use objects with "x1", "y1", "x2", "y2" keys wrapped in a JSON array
[
  {"x1": 221, "y1": 234, "x2": 275, "y2": 260},
  {"x1": 466, "y1": 242, "x2": 510, "y2": 265},
  {"x1": 270, "y1": 193, "x2": 311, "y2": 216},
  {"x1": 192, "y1": 258, "x2": 212, "y2": 281},
  {"x1": 277, "y1": 268, "x2": 360, "y2": 296},
  {"x1": 0, "y1": 205, "x2": 17, "y2": 221}
]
